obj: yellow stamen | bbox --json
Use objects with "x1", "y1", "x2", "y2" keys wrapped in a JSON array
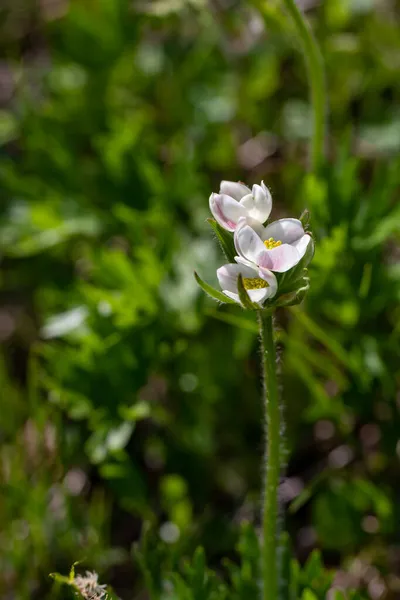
[
  {"x1": 243, "y1": 277, "x2": 269, "y2": 290},
  {"x1": 263, "y1": 237, "x2": 282, "y2": 250}
]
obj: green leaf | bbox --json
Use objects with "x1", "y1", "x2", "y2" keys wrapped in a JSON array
[
  {"x1": 353, "y1": 202, "x2": 400, "y2": 249},
  {"x1": 237, "y1": 274, "x2": 259, "y2": 310},
  {"x1": 279, "y1": 532, "x2": 292, "y2": 600},
  {"x1": 301, "y1": 590, "x2": 318, "y2": 600},
  {"x1": 303, "y1": 549, "x2": 323, "y2": 582},
  {"x1": 49, "y1": 573, "x2": 72, "y2": 586},
  {"x1": 49, "y1": 564, "x2": 86, "y2": 599},
  {"x1": 194, "y1": 271, "x2": 236, "y2": 304},
  {"x1": 135, "y1": 524, "x2": 168, "y2": 598},
  {"x1": 192, "y1": 546, "x2": 207, "y2": 591},
  {"x1": 205, "y1": 308, "x2": 259, "y2": 333},
  {"x1": 331, "y1": 591, "x2": 347, "y2": 600},
  {"x1": 207, "y1": 218, "x2": 236, "y2": 263},
  {"x1": 290, "y1": 559, "x2": 301, "y2": 600},
  {"x1": 120, "y1": 401, "x2": 151, "y2": 422},
  {"x1": 236, "y1": 521, "x2": 260, "y2": 564},
  {"x1": 301, "y1": 174, "x2": 329, "y2": 223},
  {"x1": 292, "y1": 308, "x2": 350, "y2": 369}
]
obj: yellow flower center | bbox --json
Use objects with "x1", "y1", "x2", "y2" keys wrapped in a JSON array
[
  {"x1": 263, "y1": 237, "x2": 282, "y2": 250},
  {"x1": 243, "y1": 277, "x2": 269, "y2": 290}
]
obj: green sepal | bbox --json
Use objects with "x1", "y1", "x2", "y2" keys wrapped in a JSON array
[
  {"x1": 291, "y1": 279, "x2": 310, "y2": 305},
  {"x1": 237, "y1": 274, "x2": 259, "y2": 310},
  {"x1": 276, "y1": 277, "x2": 310, "y2": 307},
  {"x1": 194, "y1": 271, "x2": 236, "y2": 304},
  {"x1": 207, "y1": 218, "x2": 236, "y2": 263},
  {"x1": 277, "y1": 235, "x2": 314, "y2": 297},
  {"x1": 299, "y1": 208, "x2": 310, "y2": 229}
]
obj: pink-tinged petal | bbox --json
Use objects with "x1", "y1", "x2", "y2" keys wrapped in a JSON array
[
  {"x1": 217, "y1": 264, "x2": 241, "y2": 293},
  {"x1": 256, "y1": 251, "x2": 273, "y2": 270},
  {"x1": 292, "y1": 233, "x2": 312, "y2": 260},
  {"x1": 263, "y1": 218, "x2": 304, "y2": 244},
  {"x1": 258, "y1": 267, "x2": 278, "y2": 299},
  {"x1": 219, "y1": 180, "x2": 251, "y2": 201},
  {"x1": 209, "y1": 193, "x2": 247, "y2": 231},
  {"x1": 234, "y1": 224, "x2": 265, "y2": 264},
  {"x1": 259, "y1": 244, "x2": 300, "y2": 273}
]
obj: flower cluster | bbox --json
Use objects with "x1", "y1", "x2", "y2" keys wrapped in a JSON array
[
  {"x1": 73, "y1": 571, "x2": 108, "y2": 600},
  {"x1": 197, "y1": 180, "x2": 314, "y2": 309}
]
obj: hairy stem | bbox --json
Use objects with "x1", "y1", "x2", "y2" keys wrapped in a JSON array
[
  {"x1": 282, "y1": 0, "x2": 326, "y2": 172},
  {"x1": 258, "y1": 311, "x2": 281, "y2": 600}
]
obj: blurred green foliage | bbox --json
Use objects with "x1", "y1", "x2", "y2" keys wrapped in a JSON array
[{"x1": 0, "y1": 0, "x2": 399, "y2": 598}]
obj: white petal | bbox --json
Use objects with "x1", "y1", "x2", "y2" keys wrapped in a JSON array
[
  {"x1": 209, "y1": 193, "x2": 247, "y2": 231},
  {"x1": 217, "y1": 264, "x2": 240, "y2": 293},
  {"x1": 258, "y1": 244, "x2": 301, "y2": 273},
  {"x1": 234, "y1": 225, "x2": 266, "y2": 264},
  {"x1": 236, "y1": 216, "x2": 265, "y2": 237},
  {"x1": 261, "y1": 181, "x2": 272, "y2": 198},
  {"x1": 292, "y1": 233, "x2": 311, "y2": 260},
  {"x1": 238, "y1": 193, "x2": 255, "y2": 210},
  {"x1": 217, "y1": 262, "x2": 272, "y2": 306},
  {"x1": 222, "y1": 290, "x2": 240, "y2": 304},
  {"x1": 239, "y1": 184, "x2": 272, "y2": 223},
  {"x1": 263, "y1": 218, "x2": 304, "y2": 244},
  {"x1": 219, "y1": 181, "x2": 251, "y2": 201},
  {"x1": 258, "y1": 267, "x2": 278, "y2": 298},
  {"x1": 247, "y1": 288, "x2": 269, "y2": 305},
  {"x1": 234, "y1": 255, "x2": 256, "y2": 269},
  {"x1": 217, "y1": 263, "x2": 258, "y2": 293},
  {"x1": 252, "y1": 183, "x2": 272, "y2": 221}
]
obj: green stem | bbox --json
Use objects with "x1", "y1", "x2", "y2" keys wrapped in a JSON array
[
  {"x1": 282, "y1": 0, "x2": 326, "y2": 172},
  {"x1": 258, "y1": 311, "x2": 281, "y2": 600}
]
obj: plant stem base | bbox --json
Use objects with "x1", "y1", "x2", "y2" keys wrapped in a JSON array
[{"x1": 258, "y1": 312, "x2": 281, "y2": 600}]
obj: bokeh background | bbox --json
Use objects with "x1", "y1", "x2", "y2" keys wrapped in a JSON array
[{"x1": 1, "y1": 0, "x2": 400, "y2": 598}]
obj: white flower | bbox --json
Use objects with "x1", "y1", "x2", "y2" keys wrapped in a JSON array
[
  {"x1": 73, "y1": 571, "x2": 108, "y2": 600},
  {"x1": 217, "y1": 262, "x2": 277, "y2": 306},
  {"x1": 234, "y1": 217, "x2": 312, "y2": 273},
  {"x1": 209, "y1": 180, "x2": 272, "y2": 232}
]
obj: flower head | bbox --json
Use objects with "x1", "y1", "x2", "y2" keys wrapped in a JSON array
[
  {"x1": 73, "y1": 571, "x2": 108, "y2": 600},
  {"x1": 209, "y1": 180, "x2": 272, "y2": 232},
  {"x1": 196, "y1": 178, "x2": 313, "y2": 309},
  {"x1": 234, "y1": 217, "x2": 312, "y2": 273},
  {"x1": 217, "y1": 262, "x2": 277, "y2": 306}
]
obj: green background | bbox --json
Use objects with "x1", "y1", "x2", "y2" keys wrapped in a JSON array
[{"x1": 0, "y1": 0, "x2": 399, "y2": 598}]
